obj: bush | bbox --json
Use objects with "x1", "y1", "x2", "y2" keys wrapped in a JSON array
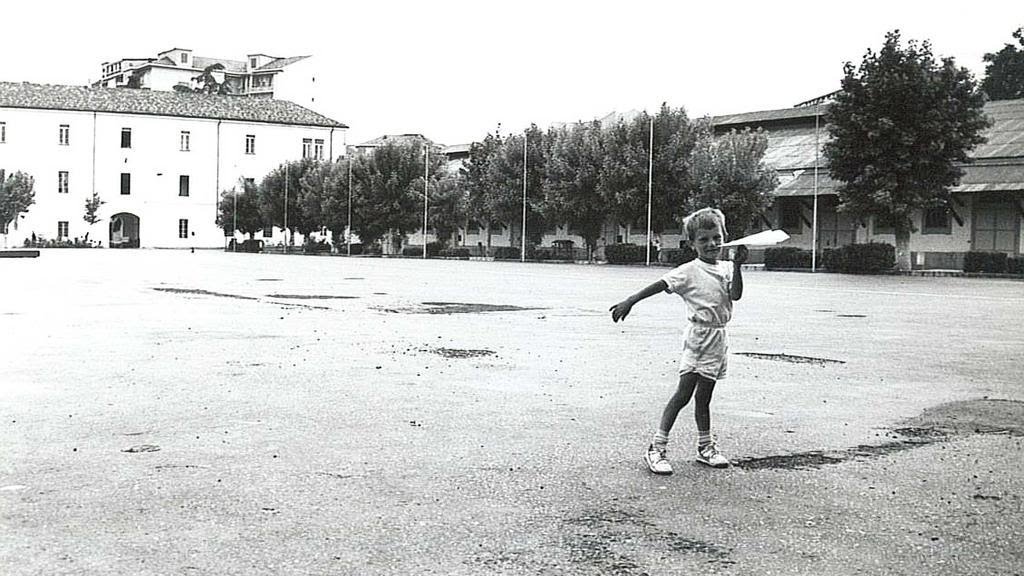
[
  {"x1": 658, "y1": 247, "x2": 697, "y2": 266},
  {"x1": 440, "y1": 248, "x2": 471, "y2": 258},
  {"x1": 964, "y1": 251, "x2": 1008, "y2": 273},
  {"x1": 819, "y1": 243, "x2": 895, "y2": 274},
  {"x1": 764, "y1": 247, "x2": 812, "y2": 269},
  {"x1": 605, "y1": 243, "x2": 657, "y2": 264},
  {"x1": 302, "y1": 239, "x2": 331, "y2": 254},
  {"x1": 401, "y1": 242, "x2": 443, "y2": 257},
  {"x1": 1007, "y1": 256, "x2": 1024, "y2": 275},
  {"x1": 493, "y1": 247, "x2": 520, "y2": 260}
]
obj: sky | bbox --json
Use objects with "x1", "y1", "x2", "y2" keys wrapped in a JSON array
[{"x1": 2, "y1": 0, "x2": 1020, "y2": 146}]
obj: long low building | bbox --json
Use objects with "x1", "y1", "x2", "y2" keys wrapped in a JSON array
[
  {"x1": 0, "y1": 82, "x2": 347, "y2": 248},
  {"x1": 711, "y1": 99, "x2": 1024, "y2": 267}
]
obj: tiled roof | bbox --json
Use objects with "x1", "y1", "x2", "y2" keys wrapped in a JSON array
[
  {"x1": 256, "y1": 56, "x2": 310, "y2": 71},
  {"x1": 712, "y1": 105, "x2": 825, "y2": 129},
  {"x1": 0, "y1": 82, "x2": 347, "y2": 128},
  {"x1": 355, "y1": 134, "x2": 435, "y2": 148},
  {"x1": 192, "y1": 57, "x2": 248, "y2": 74}
]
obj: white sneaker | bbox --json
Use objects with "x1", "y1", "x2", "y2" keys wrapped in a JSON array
[
  {"x1": 696, "y1": 442, "x2": 729, "y2": 468},
  {"x1": 644, "y1": 444, "x2": 673, "y2": 475}
]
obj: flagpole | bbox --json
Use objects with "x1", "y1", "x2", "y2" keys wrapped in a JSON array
[
  {"x1": 812, "y1": 103, "x2": 820, "y2": 272},
  {"x1": 521, "y1": 131, "x2": 527, "y2": 263},
  {"x1": 284, "y1": 162, "x2": 288, "y2": 254},
  {"x1": 423, "y1": 144, "x2": 429, "y2": 259},
  {"x1": 645, "y1": 115, "x2": 654, "y2": 266},
  {"x1": 346, "y1": 156, "x2": 352, "y2": 256}
]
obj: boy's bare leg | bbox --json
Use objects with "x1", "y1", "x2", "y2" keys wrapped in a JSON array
[
  {"x1": 657, "y1": 372, "x2": 700, "y2": 437},
  {"x1": 693, "y1": 376, "x2": 716, "y2": 433}
]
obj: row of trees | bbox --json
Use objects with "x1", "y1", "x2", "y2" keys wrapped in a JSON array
[{"x1": 218, "y1": 106, "x2": 779, "y2": 259}]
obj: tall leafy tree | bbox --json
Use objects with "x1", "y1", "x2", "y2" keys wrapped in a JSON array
[
  {"x1": 824, "y1": 30, "x2": 990, "y2": 271},
  {"x1": 600, "y1": 114, "x2": 651, "y2": 238},
  {"x1": 464, "y1": 131, "x2": 503, "y2": 251},
  {"x1": 687, "y1": 123, "x2": 778, "y2": 238},
  {"x1": 982, "y1": 28, "x2": 1024, "y2": 100},
  {"x1": 428, "y1": 172, "x2": 469, "y2": 246},
  {"x1": 348, "y1": 141, "x2": 436, "y2": 252},
  {"x1": 0, "y1": 170, "x2": 35, "y2": 247},
  {"x1": 320, "y1": 157, "x2": 356, "y2": 247},
  {"x1": 543, "y1": 121, "x2": 607, "y2": 259},
  {"x1": 217, "y1": 178, "x2": 263, "y2": 239},
  {"x1": 259, "y1": 158, "x2": 319, "y2": 242}
]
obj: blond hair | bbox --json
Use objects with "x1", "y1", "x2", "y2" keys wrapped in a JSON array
[{"x1": 683, "y1": 207, "x2": 727, "y2": 241}]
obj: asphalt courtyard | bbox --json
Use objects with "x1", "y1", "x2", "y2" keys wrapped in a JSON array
[{"x1": 1, "y1": 250, "x2": 1022, "y2": 575}]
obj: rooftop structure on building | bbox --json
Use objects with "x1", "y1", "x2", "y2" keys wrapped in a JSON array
[{"x1": 93, "y1": 48, "x2": 319, "y2": 108}]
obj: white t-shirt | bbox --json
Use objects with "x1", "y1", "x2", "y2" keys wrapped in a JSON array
[{"x1": 660, "y1": 258, "x2": 734, "y2": 326}]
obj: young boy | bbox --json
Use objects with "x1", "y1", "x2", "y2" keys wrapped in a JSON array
[{"x1": 610, "y1": 208, "x2": 747, "y2": 474}]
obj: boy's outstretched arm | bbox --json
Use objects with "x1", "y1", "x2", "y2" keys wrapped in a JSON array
[
  {"x1": 730, "y1": 245, "x2": 748, "y2": 301},
  {"x1": 610, "y1": 280, "x2": 668, "y2": 322}
]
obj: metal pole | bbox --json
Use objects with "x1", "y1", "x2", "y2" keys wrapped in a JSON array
[
  {"x1": 645, "y1": 115, "x2": 654, "y2": 266},
  {"x1": 423, "y1": 144, "x2": 429, "y2": 259},
  {"x1": 812, "y1": 104, "x2": 820, "y2": 272},
  {"x1": 232, "y1": 185, "x2": 237, "y2": 252},
  {"x1": 284, "y1": 163, "x2": 289, "y2": 254},
  {"x1": 521, "y1": 131, "x2": 527, "y2": 263},
  {"x1": 347, "y1": 156, "x2": 352, "y2": 256}
]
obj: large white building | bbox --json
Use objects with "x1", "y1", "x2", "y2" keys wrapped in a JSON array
[
  {"x1": 0, "y1": 82, "x2": 347, "y2": 248},
  {"x1": 93, "y1": 48, "x2": 320, "y2": 110}
]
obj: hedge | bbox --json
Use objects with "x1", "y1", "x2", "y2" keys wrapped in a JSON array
[
  {"x1": 825, "y1": 243, "x2": 894, "y2": 274},
  {"x1": 764, "y1": 247, "x2": 812, "y2": 270},
  {"x1": 493, "y1": 247, "x2": 520, "y2": 260},
  {"x1": 964, "y1": 251, "x2": 1008, "y2": 273},
  {"x1": 605, "y1": 243, "x2": 658, "y2": 264},
  {"x1": 401, "y1": 242, "x2": 444, "y2": 257}
]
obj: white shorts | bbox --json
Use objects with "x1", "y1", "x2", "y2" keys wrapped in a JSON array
[{"x1": 679, "y1": 324, "x2": 728, "y2": 381}]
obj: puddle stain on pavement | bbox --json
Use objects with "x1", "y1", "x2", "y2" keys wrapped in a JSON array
[
  {"x1": 153, "y1": 287, "x2": 257, "y2": 301},
  {"x1": 266, "y1": 294, "x2": 359, "y2": 300},
  {"x1": 560, "y1": 507, "x2": 736, "y2": 573},
  {"x1": 430, "y1": 348, "x2": 496, "y2": 359},
  {"x1": 381, "y1": 302, "x2": 544, "y2": 314},
  {"x1": 735, "y1": 352, "x2": 845, "y2": 365},
  {"x1": 733, "y1": 399, "x2": 1024, "y2": 471}
]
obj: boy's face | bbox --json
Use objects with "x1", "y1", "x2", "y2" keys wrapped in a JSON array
[{"x1": 692, "y1": 224, "x2": 723, "y2": 263}]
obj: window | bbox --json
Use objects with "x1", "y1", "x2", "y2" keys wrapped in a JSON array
[
  {"x1": 922, "y1": 207, "x2": 951, "y2": 235},
  {"x1": 262, "y1": 227, "x2": 273, "y2": 238},
  {"x1": 1, "y1": 121, "x2": 6, "y2": 143},
  {"x1": 302, "y1": 138, "x2": 312, "y2": 159},
  {"x1": 250, "y1": 57, "x2": 257, "y2": 69},
  {"x1": 120, "y1": 173, "x2": 131, "y2": 195},
  {"x1": 314, "y1": 138, "x2": 324, "y2": 160},
  {"x1": 59, "y1": 124, "x2": 70, "y2": 146},
  {"x1": 180, "y1": 53, "x2": 188, "y2": 64},
  {"x1": 58, "y1": 171, "x2": 69, "y2": 194},
  {"x1": 121, "y1": 127, "x2": 131, "y2": 149},
  {"x1": 245, "y1": 134, "x2": 255, "y2": 155},
  {"x1": 178, "y1": 219, "x2": 189, "y2": 239},
  {"x1": 180, "y1": 131, "x2": 190, "y2": 151},
  {"x1": 57, "y1": 221, "x2": 69, "y2": 239},
  {"x1": 179, "y1": 175, "x2": 190, "y2": 197}
]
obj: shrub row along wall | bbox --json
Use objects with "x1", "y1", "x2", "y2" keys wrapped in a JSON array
[{"x1": 764, "y1": 243, "x2": 895, "y2": 274}]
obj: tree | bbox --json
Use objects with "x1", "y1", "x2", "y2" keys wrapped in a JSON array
[
  {"x1": 464, "y1": 131, "x2": 503, "y2": 252},
  {"x1": 321, "y1": 157, "x2": 355, "y2": 247},
  {"x1": 687, "y1": 124, "x2": 778, "y2": 238},
  {"x1": 824, "y1": 30, "x2": 990, "y2": 271},
  {"x1": 543, "y1": 121, "x2": 607, "y2": 259},
  {"x1": 982, "y1": 28, "x2": 1024, "y2": 100},
  {"x1": 0, "y1": 170, "x2": 35, "y2": 248},
  {"x1": 83, "y1": 191, "x2": 106, "y2": 243},
  {"x1": 428, "y1": 172, "x2": 469, "y2": 247},
  {"x1": 193, "y1": 63, "x2": 229, "y2": 95},
  {"x1": 599, "y1": 114, "x2": 651, "y2": 238},
  {"x1": 216, "y1": 178, "x2": 263, "y2": 239},
  {"x1": 258, "y1": 159, "x2": 319, "y2": 243},
  {"x1": 348, "y1": 142, "x2": 436, "y2": 252}
]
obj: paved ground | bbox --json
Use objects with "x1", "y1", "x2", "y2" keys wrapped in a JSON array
[{"x1": 1, "y1": 250, "x2": 1022, "y2": 575}]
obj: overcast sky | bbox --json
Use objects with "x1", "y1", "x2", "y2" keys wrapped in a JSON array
[{"x1": 2, "y1": 0, "x2": 1019, "y2": 146}]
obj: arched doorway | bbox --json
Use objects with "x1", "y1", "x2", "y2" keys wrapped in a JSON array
[{"x1": 109, "y1": 213, "x2": 140, "y2": 248}]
